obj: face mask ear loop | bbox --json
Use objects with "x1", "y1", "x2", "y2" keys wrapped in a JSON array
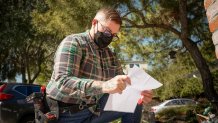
[
  {"x1": 96, "y1": 21, "x2": 99, "y2": 32},
  {"x1": 93, "y1": 21, "x2": 98, "y2": 41}
]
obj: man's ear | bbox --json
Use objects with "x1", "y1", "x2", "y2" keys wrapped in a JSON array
[{"x1": 92, "y1": 19, "x2": 98, "y2": 25}]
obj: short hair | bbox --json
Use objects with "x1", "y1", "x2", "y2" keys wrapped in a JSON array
[{"x1": 95, "y1": 7, "x2": 122, "y2": 25}]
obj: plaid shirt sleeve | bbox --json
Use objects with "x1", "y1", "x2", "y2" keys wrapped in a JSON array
[{"x1": 52, "y1": 36, "x2": 102, "y2": 99}]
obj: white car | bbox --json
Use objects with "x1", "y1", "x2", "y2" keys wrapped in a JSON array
[{"x1": 150, "y1": 98, "x2": 197, "y2": 114}]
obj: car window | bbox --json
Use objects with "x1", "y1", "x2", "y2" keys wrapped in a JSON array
[
  {"x1": 32, "y1": 86, "x2": 40, "y2": 92},
  {"x1": 27, "y1": 86, "x2": 40, "y2": 95},
  {"x1": 181, "y1": 99, "x2": 194, "y2": 105},
  {"x1": 14, "y1": 86, "x2": 28, "y2": 96},
  {"x1": 165, "y1": 100, "x2": 181, "y2": 106},
  {"x1": 14, "y1": 85, "x2": 40, "y2": 96}
]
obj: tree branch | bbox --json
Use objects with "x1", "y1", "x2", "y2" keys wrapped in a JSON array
[{"x1": 122, "y1": 17, "x2": 181, "y2": 37}]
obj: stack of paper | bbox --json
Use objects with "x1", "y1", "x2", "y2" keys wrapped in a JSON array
[{"x1": 104, "y1": 66, "x2": 163, "y2": 113}]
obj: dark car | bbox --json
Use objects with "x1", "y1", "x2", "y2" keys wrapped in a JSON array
[{"x1": 0, "y1": 82, "x2": 41, "y2": 123}]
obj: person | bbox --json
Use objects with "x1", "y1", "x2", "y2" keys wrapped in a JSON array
[{"x1": 46, "y1": 7, "x2": 153, "y2": 123}]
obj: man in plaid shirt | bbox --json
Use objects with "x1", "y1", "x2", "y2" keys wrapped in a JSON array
[{"x1": 46, "y1": 7, "x2": 153, "y2": 123}]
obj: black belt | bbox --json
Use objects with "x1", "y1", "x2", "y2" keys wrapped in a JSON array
[
  {"x1": 58, "y1": 101, "x2": 96, "y2": 113},
  {"x1": 58, "y1": 101, "x2": 77, "y2": 107}
]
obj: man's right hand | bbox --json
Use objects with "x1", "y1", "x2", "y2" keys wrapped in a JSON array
[{"x1": 102, "y1": 75, "x2": 131, "y2": 94}]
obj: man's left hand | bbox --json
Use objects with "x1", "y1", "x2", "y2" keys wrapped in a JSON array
[{"x1": 141, "y1": 90, "x2": 153, "y2": 104}]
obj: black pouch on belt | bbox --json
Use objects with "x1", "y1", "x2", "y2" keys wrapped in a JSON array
[{"x1": 26, "y1": 92, "x2": 59, "y2": 123}]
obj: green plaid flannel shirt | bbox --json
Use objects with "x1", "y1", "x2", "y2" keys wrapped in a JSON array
[{"x1": 46, "y1": 31, "x2": 123, "y2": 105}]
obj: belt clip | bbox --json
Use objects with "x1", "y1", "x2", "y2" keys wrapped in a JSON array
[{"x1": 79, "y1": 101, "x2": 87, "y2": 110}]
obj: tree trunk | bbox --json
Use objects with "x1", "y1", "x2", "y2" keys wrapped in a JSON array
[
  {"x1": 21, "y1": 60, "x2": 27, "y2": 84},
  {"x1": 179, "y1": 0, "x2": 218, "y2": 108}
]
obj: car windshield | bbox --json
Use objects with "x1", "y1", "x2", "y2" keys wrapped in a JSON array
[{"x1": 159, "y1": 100, "x2": 170, "y2": 105}]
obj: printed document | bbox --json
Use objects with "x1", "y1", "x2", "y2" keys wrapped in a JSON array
[{"x1": 104, "y1": 66, "x2": 163, "y2": 113}]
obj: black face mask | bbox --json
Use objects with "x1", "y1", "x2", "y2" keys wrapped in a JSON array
[
  {"x1": 94, "y1": 31, "x2": 113, "y2": 49},
  {"x1": 93, "y1": 22, "x2": 113, "y2": 49}
]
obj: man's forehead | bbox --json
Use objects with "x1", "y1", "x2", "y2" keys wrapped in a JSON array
[{"x1": 104, "y1": 21, "x2": 120, "y2": 34}]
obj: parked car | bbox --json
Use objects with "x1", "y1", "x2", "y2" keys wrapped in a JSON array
[
  {"x1": 0, "y1": 82, "x2": 41, "y2": 123},
  {"x1": 150, "y1": 98, "x2": 198, "y2": 114}
]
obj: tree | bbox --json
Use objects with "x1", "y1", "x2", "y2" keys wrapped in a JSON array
[
  {"x1": 119, "y1": 0, "x2": 218, "y2": 104},
  {"x1": 0, "y1": 0, "x2": 54, "y2": 83},
  {"x1": 0, "y1": 0, "x2": 35, "y2": 82}
]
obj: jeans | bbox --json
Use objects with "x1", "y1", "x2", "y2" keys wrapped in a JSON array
[{"x1": 58, "y1": 94, "x2": 143, "y2": 123}]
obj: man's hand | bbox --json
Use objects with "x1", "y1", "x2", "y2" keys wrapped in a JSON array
[
  {"x1": 102, "y1": 75, "x2": 131, "y2": 94},
  {"x1": 141, "y1": 90, "x2": 153, "y2": 104}
]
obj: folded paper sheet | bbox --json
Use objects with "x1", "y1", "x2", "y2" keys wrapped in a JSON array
[{"x1": 104, "y1": 66, "x2": 163, "y2": 113}]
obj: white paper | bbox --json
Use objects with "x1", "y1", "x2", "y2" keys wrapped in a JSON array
[{"x1": 104, "y1": 65, "x2": 163, "y2": 113}]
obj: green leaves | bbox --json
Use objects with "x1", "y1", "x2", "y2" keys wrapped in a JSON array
[{"x1": 31, "y1": 0, "x2": 118, "y2": 38}]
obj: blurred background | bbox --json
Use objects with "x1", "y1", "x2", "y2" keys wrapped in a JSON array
[{"x1": 0, "y1": 0, "x2": 218, "y2": 122}]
